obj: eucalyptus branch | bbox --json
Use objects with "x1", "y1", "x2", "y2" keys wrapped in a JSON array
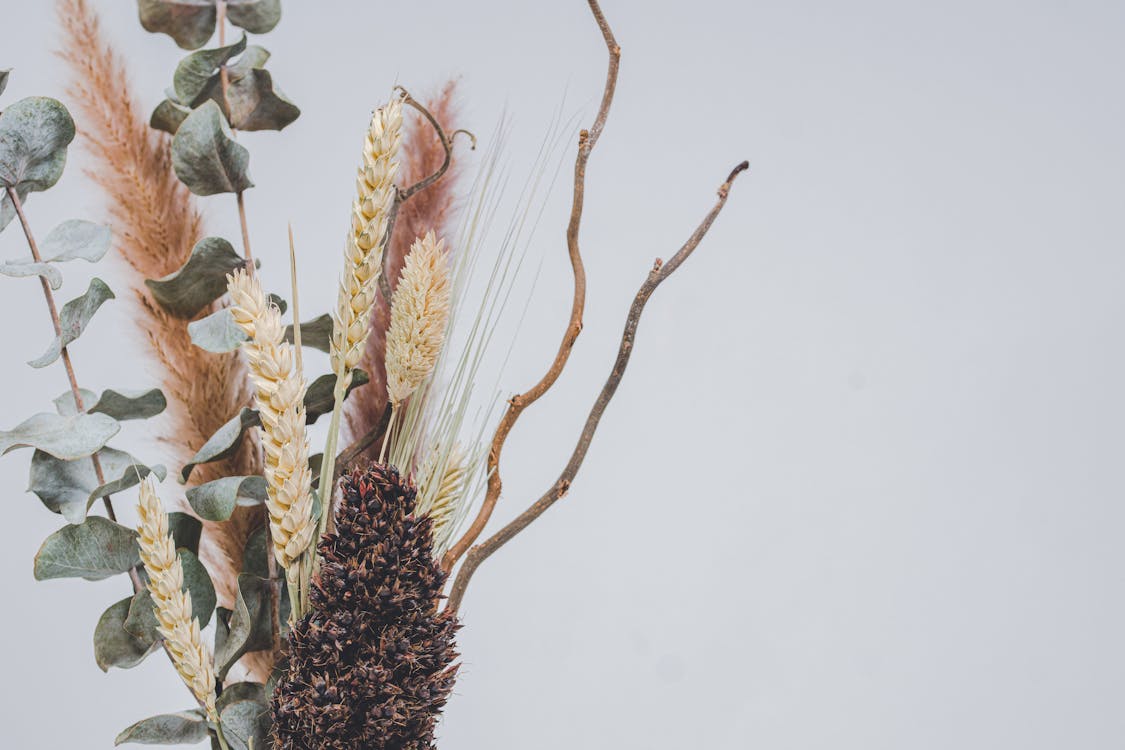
[
  {"x1": 215, "y1": 0, "x2": 254, "y2": 264},
  {"x1": 446, "y1": 161, "x2": 750, "y2": 612},
  {"x1": 442, "y1": 0, "x2": 620, "y2": 572}
]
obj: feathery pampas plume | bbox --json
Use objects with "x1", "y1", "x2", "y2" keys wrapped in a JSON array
[
  {"x1": 271, "y1": 465, "x2": 459, "y2": 750},
  {"x1": 228, "y1": 269, "x2": 314, "y2": 587},
  {"x1": 386, "y1": 231, "x2": 453, "y2": 405},
  {"x1": 137, "y1": 478, "x2": 219, "y2": 721},
  {"x1": 345, "y1": 84, "x2": 462, "y2": 451},
  {"x1": 330, "y1": 98, "x2": 404, "y2": 389},
  {"x1": 55, "y1": 0, "x2": 263, "y2": 633}
]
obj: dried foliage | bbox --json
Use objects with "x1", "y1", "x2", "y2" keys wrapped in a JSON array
[
  {"x1": 272, "y1": 465, "x2": 459, "y2": 750},
  {"x1": 56, "y1": 0, "x2": 262, "y2": 612},
  {"x1": 345, "y1": 84, "x2": 462, "y2": 452}
]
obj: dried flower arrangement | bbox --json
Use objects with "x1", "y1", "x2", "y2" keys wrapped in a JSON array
[{"x1": 0, "y1": 1, "x2": 745, "y2": 747}]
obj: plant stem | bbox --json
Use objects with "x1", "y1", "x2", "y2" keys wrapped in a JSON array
[
  {"x1": 215, "y1": 723, "x2": 232, "y2": 750},
  {"x1": 236, "y1": 190, "x2": 253, "y2": 264}
]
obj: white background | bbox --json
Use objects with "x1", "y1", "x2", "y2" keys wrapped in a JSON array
[{"x1": 1, "y1": 1, "x2": 1124, "y2": 747}]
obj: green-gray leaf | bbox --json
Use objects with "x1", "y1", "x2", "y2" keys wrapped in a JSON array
[
  {"x1": 147, "y1": 237, "x2": 244, "y2": 318},
  {"x1": 172, "y1": 101, "x2": 253, "y2": 196},
  {"x1": 29, "y1": 446, "x2": 137, "y2": 523},
  {"x1": 221, "y1": 67, "x2": 299, "y2": 132},
  {"x1": 215, "y1": 573, "x2": 273, "y2": 680},
  {"x1": 283, "y1": 313, "x2": 331, "y2": 353},
  {"x1": 0, "y1": 97, "x2": 75, "y2": 231},
  {"x1": 169, "y1": 512, "x2": 204, "y2": 554},
  {"x1": 95, "y1": 597, "x2": 159, "y2": 672},
  {"x1": 180, "y1": 407, "x2": 256, "y2": 482},
  {"x1": 0, "y1": 70, "x2": 8, "y2": 97},
  {"x1": 89, "y1": 462, "x2": 167, "y2": 507},
  {"x1": 187, "y1": 307, "x2": 247, "y2": 353},
  {"x1": 126, "y1": 549, "x2": 216, "y2": 641},
  {"x1": 0, "y1": 411, "x2": 119, "y2": 460},
  {"x1": 29, "y1": 277, "x2": 114, "y2": 368},
  {"x1": 150, "y1": 98, "x2": 193, "y2": 135},
  {"x1": 174, "y1": 35, "x2": 247, "y2": 105},
  {"x1": 219, "y1": 682, "x2": 266, "y2": 712},
  {"x1": 41, "y1": 219, "x2": 112, "y2": 263},
  {"x1": 34, "y1": 516, "x2": 139, "y2": 581},
  {"x1": 54, "y1": 387, "x2": 167, "y2": 421},
  {"x1": 138, "y1": 0, "x2": 217, "y2": 50},
  {"x1": 0, "y1": 256, "x2": 62, "y2": 289},
  {"x1": 227, "y1": 0, "x2": 281, "y2": 34},
  {"x1": 186, "y1": 475, "x2": 267, "y2": 521},
  {"x1": 115, "y1": 710, "x2": 210, "y2": 746},
  {"x1": 179, "y1": 370, "x2": 367, "y2": 481},
  {"x1": 219, "y1": 699, "x2": 269, "y2": 750}
]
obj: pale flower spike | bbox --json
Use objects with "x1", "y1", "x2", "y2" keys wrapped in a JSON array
[
  {"x1": 330, "y1": 96, "x2": 404, "y2": 389},
  {"x1": 227, "y1": 268, "x2": 315, "y2": 593},
  {"x1": 136, "y1": 477, "x2": 219, "y2": 722},
  {"x1": 386, "y1": 230, "x2": 453, "y2": 405}
]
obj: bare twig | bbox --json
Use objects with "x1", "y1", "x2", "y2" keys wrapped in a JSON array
[
  {"x1": 442, "y1": 0, "x2": 620, "y2": 572},
  {"x1": 446, "y1": 161, "x2": 749, "y2": 612},
  {"x1": 378, "y1": 87, "x2": 475, "y2": 302}
]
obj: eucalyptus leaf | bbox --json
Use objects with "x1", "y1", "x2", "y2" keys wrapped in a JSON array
[
  {"x1": 283, "y1": 313, "x2": 331, "y2": 353},
  {"x1": 186, "y1": 475, "x2": 267, "y2": 521},
  {"x1": 0, "y1": 257, "x2": 62, "y2": 289},
  {"x1": 89, "y1": 462, "x2": 167, "y2": 507},
  {"x1": 218, "y1": 682, "x2": 266, "y2": 712},
  {"x1": 54, "y1": 387, "x2": 167, "y2": 421},
  {"x1": 53, "y1": 387, "x2": 99, "y2": 415},
  {"x1": 95, "y1": 597, "x2": 159, "y2": 672},
  {"x1": 29, "y1": 277, "x2": 115, "y2": 368},
  {"x1": 0, "y1": 97, "x2": 75, "y2": 230},
  {"x1": 0, "y1": 411, "x2": 119, "y2": 460},
  {"x1": 227, "y1": 0, "x2": 281, "y2": 34},
  {"x1": 227, "y1": 45, "x2": 271, "y2": 78},
  {"x1": 178, "y1": 370, "x2": 367, "y2": 481},
  {"x1": 34, "y1": 516, "x2": 139, "y2": 581},
  {"x1": 147, "y1": 237, "x2": 244, "y2": 318},
  {"x1": 150, "y1": 98, "x2": 192, "y2": 135},
  {"x1": 41, "y1": 219, "x2": 112, "y2": 263},
  {"x1": 180, "y1": 407, "x2": 256, "y2": 482},
  {"x1": 29, "y1": 447, "x2": 150, "y2": 523},
  {"x1": 174, "y1": 35, "x2": 247, "y2": 104},
  {"x1": 240, "y1": 525, "x2": 269, "y2": 579},
  {"x1": 172, "y1": 100, "x2": 253, "y2": 196},
  {"x1": 219, "y1": 699, "x2": 269, "y2": 750},
  {"x1": 115, "y1": 710, "x2": 210, "y2": 746},
  {"x1": 125, "y1": 549, "x2": 215, "y2": 641},
  {"x1": 0, "y1": 70, "x2": 9, "y2": 97},
  {"x1": 218, "y1": 67, "x2": 299, "y2": 132},
  {"x1": 187, "y1": 307, "x2": 247, "y2": 353},
  {"x1": 138, "y1": 0, "x2": 217, "y2": 50},
  {"x1": 214, "y1": 574, "x2": 273, "y2": 679},
  {"x1": 168, "y1": 512, "x2": 204, "y2": 554}
]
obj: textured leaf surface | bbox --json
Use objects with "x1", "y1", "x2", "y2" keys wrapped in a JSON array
[
  {"x1": 89, "y1": 462, "x2": 167, "y2": 507},
  {"x1": 29, "y1": 446, "x2": 138, "y2": 523},
  {"x1": 138, "y1": 0, "x2": 216, "y2": 50},
  {"x1": 54, "y1": 387, "x2": 167, "y2": 421},
  {"x1": 172, "y1": 101, "x2": 253, "y2": 196},
  {"x1": 169, "y1": 512, "x2": 204, "y2": 555},
  {"x1": 221, "y1": 67, "x2": 299, "y2": 131},
  {"x1": 186, "y1": 475, "x2": 267, "y2": 521},
  {"x1": 147, "y1": 236, "x2": 244, "y2": 318},
  {"x1": 284, "y1": 313, "x2": 331, "y2": 353},
  {"x1": 34, "y1": 516, "x2": 139, "y2": 581},
  {"x1": 29, "y1": 277, "x2": 114, "y2": 368},
  {"x1": 125, "y1": 549, "x2": 216, "y2": 641},
  {"x1": 219, "y1": 699, "x2": 269, "y2": 750},
  {"x1": 150, "y1": 98, "x2": 192, "y2": 135},
  {"x1": 0, "y1": 257, "x2": 62, "y2": 289},
  {"x1": 41, "y1": 219, "x2": 112, "y2": 262},
  {"x1": 0, "y1": 70, "x2": 8, "y2": 97},
  {"x1": 0, "y1": 411, "x2": 119, "y2": 459},
  {"x1": 215, "y1": 574, "x2": 273, "y2": 680},
  {"x1": 226, "y1": 0, "x2": 281, "y2": 33},
  {"x1": 115, "y1": 710, "x2": 209, "y2": 746},
  {"x1": 174, "y1": 35, "x2": 247, "y2": 104},
  {"x1": 0, "y1": 97, "x2": 75, "y2": 230},
  {"x1": 187, "y1": 307, "x2": 246, "y2": 353},
  {"x1": 94, "y1": 597, "x2": 158, "y2": 672}
]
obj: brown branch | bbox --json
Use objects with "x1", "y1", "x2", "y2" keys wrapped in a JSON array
[
  {"x1": 441, "y1": 0, "x2": 621, "y2": 572},
  {"x1": 446, "y1": 161, "x2": 749, "y2": 612},
  {"x1": 378, "y1": 87, "x2": 474, "y2": 303}
]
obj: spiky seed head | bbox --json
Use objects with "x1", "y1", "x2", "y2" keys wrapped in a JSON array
[{"x1": 385, "y1": 231, "x2": 452, "y2": 405}]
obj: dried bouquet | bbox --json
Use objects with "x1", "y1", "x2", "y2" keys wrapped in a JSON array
[{"x1": 0, "y1": 1, "x2": 745, "y2": 747}]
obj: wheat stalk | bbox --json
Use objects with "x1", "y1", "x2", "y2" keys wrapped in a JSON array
[
  {"x1": 386, "y1": 231, "x2": 453, "y2": 406},
  {"x1": 228, "y1": 269, "x2": 314, "y2": 600},
  {"x1": 136, "y1": 478, "x2": 219, "y2": 722},
  {"x1": 417, "y1": 443, "x2": 469, "y2": 555}
]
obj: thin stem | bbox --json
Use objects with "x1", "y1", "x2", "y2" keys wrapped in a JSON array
[
  {"x1": 442, "y1": 0, "x2": 620, "y2": 572},
  {"x1": 236, "y1": 191, "x2": 253, "y2": 264},
  {"x1": 215, "y1": 723, "x2": 232, "y2": 750},
  {"x1": 446, "y1": 161, "x2": 750, "y2": 612}
]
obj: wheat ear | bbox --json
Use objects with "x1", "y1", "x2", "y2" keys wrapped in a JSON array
[
  {"x1": 137, "y1": 478, "x2": 219, "y2": 721},
  {"x1": 314, "y1": 97, "x2": 404, "y2": 547},
  {"x1": 386, "y1": 231, "x2": 453, "y2": 406},
  {"x1": 228, "y1": 269, "x2": 314, "y2": 602},
  {"x1": 417, "y1": 443, "x2": 468, "y2": 555}
]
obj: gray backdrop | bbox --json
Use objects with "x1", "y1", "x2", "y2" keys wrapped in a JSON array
[{"x1": 1, "y1": 1, "x2": 1123, "y2": 747}]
